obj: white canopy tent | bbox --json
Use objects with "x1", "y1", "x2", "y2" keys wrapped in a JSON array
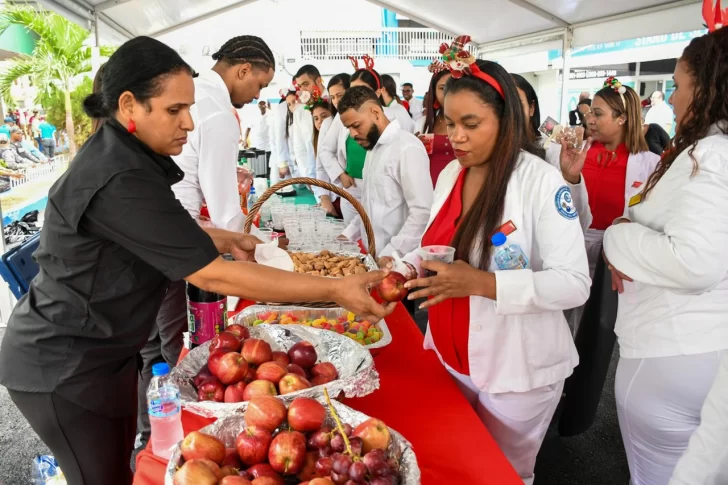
[{"x1": 34, "y1": 0, "x2": 705, "y2": 121}]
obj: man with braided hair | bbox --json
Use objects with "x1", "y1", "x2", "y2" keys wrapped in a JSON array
[{"x1": 134, "y1": 35, "x2": 275, "y2": 451}]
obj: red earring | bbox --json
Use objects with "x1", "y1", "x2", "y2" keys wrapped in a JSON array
[
  {"x1": 433, "y1": 100, "x2": 441, "y2": 110},
  {"x1": 127, "y1": 119, "x2": 136, "y2": 134}
]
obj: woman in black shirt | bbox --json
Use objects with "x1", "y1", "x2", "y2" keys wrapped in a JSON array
[{"x1": 0, "y1": 37, "x2": 393, "y2": 485}]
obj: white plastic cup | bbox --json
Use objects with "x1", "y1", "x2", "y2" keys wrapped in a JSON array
[{"x1": 418, "y1": 245, "x2": 456, "y2": 276}]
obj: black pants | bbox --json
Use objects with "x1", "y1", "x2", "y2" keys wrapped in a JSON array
[
  {"x1": 136, "y1": 279, "x2": 187, "y2": 444},
  {"x1": 9, "y1": 390, "x2": 136, "y2": 485}
]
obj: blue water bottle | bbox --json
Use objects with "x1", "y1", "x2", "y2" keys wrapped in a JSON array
[
  {"x1": 247, "y1": 186, "x2": 258, "y2": 213},
  {"x1": 492, "y1": 232, "x2": 529, "y2": 270},
  {"x1": 147, "y1": 363, "x2": 183, "y2": 459}
]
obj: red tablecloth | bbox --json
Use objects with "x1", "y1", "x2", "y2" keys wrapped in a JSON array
[{"x1": 133, "y1": 302, "x2": 520, "y2": 485}]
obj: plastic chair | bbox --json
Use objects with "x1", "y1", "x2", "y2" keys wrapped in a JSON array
[{"x1": 0, "y1": 233, "x2": 41, "y2": 299}]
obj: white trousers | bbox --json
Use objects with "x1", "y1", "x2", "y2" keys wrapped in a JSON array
[
  {"x1": 616, "y1": 351, "x2": 725, "y2": 485},
  {"x1": 339, "y1": 180, "x2": 363, "y2": 225},
  {"x1": 447, "y1": 367, "x2": 564, "y2": 485}
]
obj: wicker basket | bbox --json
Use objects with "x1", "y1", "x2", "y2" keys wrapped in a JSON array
[{"x1": 244, "y1": 177, "x2": 377, "y2": 308}]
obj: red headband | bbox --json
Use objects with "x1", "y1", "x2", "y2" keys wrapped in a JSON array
[
  {"x1": 439, "y1": 35, "x2": 504, "y2": 98},
  {"x1": 703, "y1": 0, "x2": 728, "y2": 31},
  {"x1": 349, "y1": 54, "x2": 381, "y2": 90}
]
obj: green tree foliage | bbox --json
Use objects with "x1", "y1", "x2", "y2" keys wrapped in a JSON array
[{"x1": 39, "y1": 77, "x2": 93, "y2": 148}]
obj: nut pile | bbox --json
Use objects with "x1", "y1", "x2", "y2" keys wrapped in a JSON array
[{"x1": 289, "y1": 250, "x2": 368, "y2": 277}]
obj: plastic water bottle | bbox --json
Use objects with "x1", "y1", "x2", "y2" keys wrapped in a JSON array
[
  {"x1": 492, "y1": 232, "x2": 529, "y2": 270},
  {"x1": 148, "y1": 363, "x2": 183, "y2": 460},
  {"x1": 247, "y1": 186, "x2": 258, "y2": 213}
]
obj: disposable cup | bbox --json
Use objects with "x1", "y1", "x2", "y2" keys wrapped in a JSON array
[{"x1": 417, "y1": 246, "x2": 456, "y2": 276}]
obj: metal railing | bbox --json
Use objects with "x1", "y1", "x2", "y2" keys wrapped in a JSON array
[
  {"x1": 9, "y1": 155, "x2": 69, "y2": 189},
  {"x1": 300, "y1": 28, "x2": 453, "y2": 60}
]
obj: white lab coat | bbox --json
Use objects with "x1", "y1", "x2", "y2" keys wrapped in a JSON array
[
  {"x1": 269, "y1": 101, "x2": 292, "y2": 180},
  {"x1": 603, "y1": 124, "x2": 728, "y2": 359},
  {"x1": 407, "y1": 97, "x2": 424, "y2": 122},
  {"x1": 342, "y1": 120, "x2": 433, "y2": 257},
  {"x1": 172, "y1": 70, "x2": 244, "y2": 231},
  {"x1": 314, "y1": 116, "x2": 336, "y2": 202},
  {"x1": 385, "y1": 102, "x2": 415, "y2": 133},
  {"x1": 669, "y1": 352, "x2": 728, "y2": 485},
  {"x1": 403, "y1": 153, "x2": 591, "y2": 393},
  {"x1": 292, "y1": 106, "x2": 316, "y2": 180},
  {"x1": 584, "y1": 150, "x2": 660, "y2": 272}
]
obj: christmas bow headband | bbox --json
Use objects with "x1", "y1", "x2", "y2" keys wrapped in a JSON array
[
  {"x1": 703, "y1": 0, "x2": 728, "y2": 31},
  {"x1": 304, "y1": 86, "x2": 330, "y2": 111},
  {"x1": 439, "y1": 35, "x2": 504, "y2": 98},
  {"x1": 349, "y1": 55, "x2": 381, "y2": 90},
  {"x1": 604, "y1": 76, "x2": 627, "y2": 108}
]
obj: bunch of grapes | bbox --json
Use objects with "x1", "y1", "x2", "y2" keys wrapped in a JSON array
[{"x1": 307, "y1": 424, "x2": 400, "y2": 484}]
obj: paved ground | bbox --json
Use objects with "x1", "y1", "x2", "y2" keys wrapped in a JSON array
[{"x1": 0, "y1": 313, "x2": 629, "y2": 485}]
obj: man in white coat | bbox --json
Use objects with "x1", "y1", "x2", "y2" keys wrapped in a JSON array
[
  {"x1": 291, "y1": 65, "x2": 325, "y2": 183},
  {"x1": 401, "y1": 82, "x2": 423, "y2": 122},
  {"x1": 338, "y1": 86, "x2": 433, "y2": 257}
]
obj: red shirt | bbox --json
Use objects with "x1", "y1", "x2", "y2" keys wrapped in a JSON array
[
  {"x1": 429, "y1": 135, "x2": 454, "y2": 187},
  {"x1": 582, "y1": 142, "x2": 629, "y2": 230},
  {"x1": 421, "y1": 168, "x2": 471, "y2": 375}
]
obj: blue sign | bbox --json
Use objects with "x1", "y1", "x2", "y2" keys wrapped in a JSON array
[{"x1": 548, "y1": 29, "x2": 707, "y2": 61}]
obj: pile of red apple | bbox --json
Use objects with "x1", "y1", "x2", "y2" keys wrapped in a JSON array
[
  {"x1": 174, "y1": 396, "x2": 401, "y2": 485},
  {"x1": 194, "y1": 325, "x2": 339, "y2": 403}
]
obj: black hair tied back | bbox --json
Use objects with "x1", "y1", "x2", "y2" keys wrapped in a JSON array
[{"x1": 83, "y1": 92, "x2": 107, "y2": 119}]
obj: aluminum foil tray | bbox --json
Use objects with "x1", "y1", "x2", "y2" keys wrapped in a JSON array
[
  {"x1": 165, "y1": 396, "x2": 420, "y2": 485},
  {"x1": 170, "y1": 325, "x2": 379, "y2": 419},
  {"x1": 233, "y1": 305, "x2": 392, "y2": 350}
]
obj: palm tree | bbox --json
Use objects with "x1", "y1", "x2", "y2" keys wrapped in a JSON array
[{"x1": 0, "y1": 5, "x2": 112, "y2": 157}]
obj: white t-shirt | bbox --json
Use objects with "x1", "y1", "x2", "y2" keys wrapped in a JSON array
[
  {"x1": 406, "y1": 97, "x2": 424, "y2": 122},
  {"x1": 645, "y1": 102, "x2": 674, "y2": 132}
]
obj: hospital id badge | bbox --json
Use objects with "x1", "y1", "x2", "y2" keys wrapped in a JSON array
[{"x1": 628, "y1": 193, "x2": 643, "y2": 207}]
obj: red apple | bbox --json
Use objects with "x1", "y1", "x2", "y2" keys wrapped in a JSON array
[
  {"x1": 247, "y1": 463, "x2": 283, "y2": 483},
  {"x1": 375, "y1": 271, "x2": 408, "y2": 302},
  {"x1": 214, "y1": 352, "x2": 249, "y2": 385},
  {"x1": 252, "y1": 477, "x2": 284, "y2": 485},
  {"x1": 271, "y1": 351, "x2": 291, "y2": 367},
  {"x1": 222, "y1": 448, "x2": 243, "y2": 468},
  {"x1": 242, "y1": 338, "x2": 273, "y2": 366},
  {"x1": 220, "y1": 465, "x2": 240, "y2": 478},
  {"x1": 353, "y1": 418, "x2": 391, "y2": 453},
  {"x1": 173, "y1": 459, "x2": 218, "y2": 485},
  {"x1": 309, "y1": 479, "x2": 335, "y2": 485},
  {"x1": 310, "y1": 375, "x2": 335, "y2": 387},
  {"x1": 255, "y1": 362, "x2": 288, "y2": 384},
  {"x1": 226, "y1": 323, "x2": 251, "y2": 340},
  {"x1": 210, "y1": 331, "x2": 242, "y2": 353},
  {"x1": 193, "y1": 365, "x2": 213, "y2": 388},
  {"x1": 310, "y1": 362, "x2": 338, "y2": 380},
  {"x1": 287, "y1": 363, "x2": 307, "y2": 378},
  {"x1": 197, "y1": 377, "x2": 225, "y2": 402},
  {"x1": 288, "y1": 341, "x2": 318, "y2": 369},
  {"x1": 208, "y1": 349, "x2": 233, "y2": 377},
  {"x1": 244, "y1": 365, "x2": 257, "y2": 383},
  {"x1": 297, "y1": 451, "x2": 320, "y2": 481},
  {"x1": 268, "y1": 430, "x2": 307, "y2": 474},
  {"x1": 180, "y1": 431, "x2": 226, "y2": 464},
  {"x1": 198, "y1": 459, "x2": 223, "y2": 480},
  {"x1": 288, "y1": 397, "x2": 326, "y2": 432},
  {"x1": 279, "y1": 373, "x2": 312, "y2": 395},
  {"x1": 242, "y1": 380, "x2": 278, "y2": 401},
  {"x1": 235, "y1": 425, "x2": 273, "y2": 466},
  {"x1": 244, "y1": 395, "x2": 287, "y2": 432},
  {"x1": 224, "y1": 381, "x2": 247, "y2": 403},
  {"x1": 220, "y1": 476, "x2": 253, "y2": 485}
]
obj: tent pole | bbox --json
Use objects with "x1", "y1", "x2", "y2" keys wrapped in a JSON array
[
  {"x1": 559, "y1": 28, "x2": 573, "y2": 125},
  {"x1": 94, "y1": 10, "x2": 100, "y2": 47}
]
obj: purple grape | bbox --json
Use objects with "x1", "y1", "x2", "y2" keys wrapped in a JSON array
[
  {"x1": 331, "y1": 471, "x2": 349, "y2": 485},
  {"x1": 319, "y1": 445, "x2": 334, "y2": 457},
  {"x1": 331, "y1": 434, "x2": 346, "y2": 452},
  {"x1": 348, "y1": 436, "x2": 364, "y2": 456},
  {"x1": 348, "y1": 461, "x2": 368, "y2": 482},
  {"x1": 308, "y1": 429, "x2": 331, "y2": 449},
  {"x1": 369, "y1": 478, "x2": 397, "y2": 485},
  {"x1": 332, "y1": 454, "x2": 353, "y2": 475},
  {"x1": 315, "y1": 456, "x2": 333, "y2": 476}
]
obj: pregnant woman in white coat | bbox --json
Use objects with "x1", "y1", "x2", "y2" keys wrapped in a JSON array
[
  {"x1": 384, "y1": 46, "x2": 591, "y2": 484},
  {"x1": 603, "y1": 26, "x2": 728, "y2": 485}
]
